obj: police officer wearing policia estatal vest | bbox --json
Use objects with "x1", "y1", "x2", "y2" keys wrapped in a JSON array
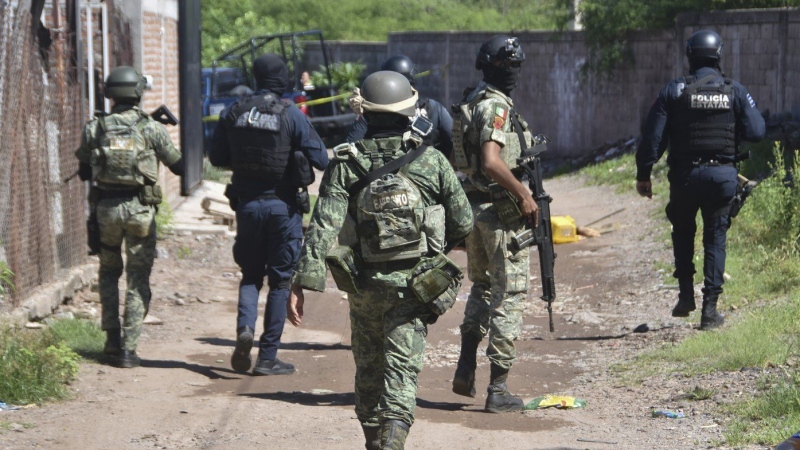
[
  {"x1": 288, "y1": 71, "x2": 472, "y2": 450},
  {"x1": 636, "y1": 30, "x2": 765, "y2": 330},
  {"x1": 347, "y1": 55, "x2": 454, "y2": 159},
  {"x1": 75, "y1": 66, "x2": 184, "y2": 368},
  {"x1": 210, "y1": 53, "x2": 328, "y2": 376}
]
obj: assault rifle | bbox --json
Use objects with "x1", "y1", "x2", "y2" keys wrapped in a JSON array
[{"x1": 511, "y1": 133, "x2": 557, "y2": 332}]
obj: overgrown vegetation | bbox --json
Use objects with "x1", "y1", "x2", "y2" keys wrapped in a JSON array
[
  {"x1": 310, "y1": 61, "x2": 365, "y2": 96},
  {"x1": 155, "y1": 200, "x2": 174, "y2": 237},
  {"x1": 201, "y1": 0, "x2": 566, "y2": 66},
  {"x1": 0, "y1": 321, "x2": 97, "y2": 405},
  {"x1": 203, "y1": 158, "x2": 232, "y2": 184},
  {"x1": 580, "y1": 143, "x2": 800, "y2": 446},
  {"x1": 571, "y1": 0, "x2": 800, "y2": 75}
]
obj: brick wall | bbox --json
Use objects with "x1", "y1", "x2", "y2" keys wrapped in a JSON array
[{"x1": 140, "y1": 9, "x2": 181, "y2": 204}]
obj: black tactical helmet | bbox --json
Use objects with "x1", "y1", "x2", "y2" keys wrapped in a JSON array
[
  {"x1": 104, "y1": 66, "x2": 146, "y2": 102},
  {"x1": 380, "y1": 55, "x2": 416, "y2": 83},
  {"x1": 475, "y1": 35, "x2": 525, "y2": 70},
  {"x1": 360, "y1": 70, "x2": 418, "y2": 117},
  {"x1": 686, "y1": 30, "x2": 723, "y2": 61}
]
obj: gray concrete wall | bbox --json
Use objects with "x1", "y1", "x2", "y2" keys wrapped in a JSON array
[{"x1": 310, "y1": 8, "x2": 800, "y2": 160}]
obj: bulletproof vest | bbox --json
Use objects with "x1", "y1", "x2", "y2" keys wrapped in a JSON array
[
  {"x1": 90, "y1": 111, "x2": 156, "y2": 187},
  {"x1": 669, "y1": 74, "x2": 737, "y2": 159},
  {"x1": 226, "y1": 92, "x2": 293, "y2": 181},
  {"x1": 338, "y1": 137, "x2": 445, "y2": 263},
  {"x1": 452, "y1": 86, "x2": 530, "y2": 191}
]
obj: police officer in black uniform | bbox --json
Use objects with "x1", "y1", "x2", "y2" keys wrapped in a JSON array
[
  {"x1": 210, "y1": 53, "x2": 329, "y2": 375},
  {"x1": 636, "y1": 30, "x2": 765, "y2": 330},
  {"x1": 346, "y1": 54, "x2": 454, "y2": 158}
]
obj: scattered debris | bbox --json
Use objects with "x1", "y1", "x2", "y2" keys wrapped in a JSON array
[
  {"x1": 577, "y1": 438, "x2": 618, "y2": 445},
  {"x1": 0, "y1": 402, "x2": 19, "y2": 411},
  {"x1": 24, "y1": 322, "x2": 43, "y2": 329},
  {"x1": 633, "y1": 323, "x2": 650, "y2": 333},
  {"x1": 525, "y1": 395, "x2": 587, "y2": 410},
  {"x1": 143, "y1": 315, "x2": 163, "y2": 325},
  {"x1": 651, "y1": 410, "x2": 685, "y2": 419}
]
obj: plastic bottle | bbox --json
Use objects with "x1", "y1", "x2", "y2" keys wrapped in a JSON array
[
  {"x1": 651, "y1": 410, "x2": 684, "y2": 419},
  {"x1": 775, "y1": 432, "x2": 800, "y2": 450}
]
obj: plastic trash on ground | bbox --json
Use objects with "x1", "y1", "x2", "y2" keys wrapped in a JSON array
[
  {"x1": 524, "y1": 395, "x2": 587, "y2": 410},
  {"x1": 0, "y1": 402, "x2": 20, "y2": 411},
  {"x1": 651, "y1": 409, "x2": 684, "y2": 419}
]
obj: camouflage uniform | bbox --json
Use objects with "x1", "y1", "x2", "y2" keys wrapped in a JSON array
[
  {"x1": 75, "y1": 104, "x2": 182, "y2": 351},
  {"x1": 460, "y1": 81, "x2": 531, "y2": 371},
  {"x1": 293, "y1": 136, "x2": 472, "y2": 428}
]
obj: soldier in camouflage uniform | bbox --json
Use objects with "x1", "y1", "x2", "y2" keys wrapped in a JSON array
[
  {"x1": 451, "y1": 36, "x2": 537, "y2": 413},
  {"x1": 287, "y1": 71, "x2": 472, "y2": 450},
  {"x1": 75, "y1": 66, "x2": 183, "y2": 368}
]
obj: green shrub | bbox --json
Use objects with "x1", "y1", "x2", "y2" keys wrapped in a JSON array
[
  {"x1": 203, "y1": 158, "x2": 231, "y2": 184},
  {"x1": 155, "y1": 200, "x2": 174, "y2": 237},
  {"x1": 0, "y1": 326, "x2": 81, "y2": 405}
]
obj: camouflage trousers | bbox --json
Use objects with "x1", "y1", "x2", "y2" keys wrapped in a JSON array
[
  {"x1": 460, "y1": 200, "x2": 530, "y2": 370},
  {"x1": 349, "y1": 281, "x2": 431, "y2": 428},
  {"x1": 96, "y1": 196, "x2": 157, "y2": 351}
]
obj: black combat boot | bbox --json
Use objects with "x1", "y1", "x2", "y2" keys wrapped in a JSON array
[
  {"x1": 231, "y1": 326, "x2": 254, "y2": 373},
  {"x1": 115, "y1": 349, "x2": 141, "y2": 368},
  {"x1": 485, "y1": 364, "x2": 524, "y2": 413},
  {"x1": 452, "y1": 333, "x2": 480, "y2": 397},
  {"x1": 361, "y1": 425, "x2": 380, "y2": 450},
  {"x1": 104, "y1": 329, "x2": 122, "y2": 356},
  {"x1": 379, "y1": 419, "x2": 409, "y2": 450},
  {"x1": 700, "y1": 294, "x2": 725, "y2": 330},
  {"x1": 671, "y1": 279, "x2": 696, "y2": 317}
]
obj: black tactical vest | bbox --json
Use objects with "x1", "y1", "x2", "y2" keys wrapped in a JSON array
[
  {"x1": 669, "y1": 74, "x2": 737, "y2": 159},
  {"x1": 226, "y1": 92, "x2": 293, "y2": 182}
]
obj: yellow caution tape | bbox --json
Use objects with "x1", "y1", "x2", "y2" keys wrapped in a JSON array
[{"x1": 295, "y1": 91, "x2": 351, "y2": 107}]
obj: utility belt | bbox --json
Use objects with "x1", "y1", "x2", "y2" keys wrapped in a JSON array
[
  {"x1": 672, "y1": 155, "x2": 736, "y2": 168},
  {"x1": 466, "y1": 184, "x2": 524, "y2": 226},
  {"x1": 94, "y1": 185, "x2": 162, "y2": 206},
  {"x1": 223, "y1": 185, "x2": 309, "y2": 213},
  {"x1": 326, "y1": 246, "x2": 462, "y2": 317}
]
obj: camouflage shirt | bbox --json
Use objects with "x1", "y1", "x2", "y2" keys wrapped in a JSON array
[
  {"x1": 75, "y1": 104, "x2": 182, "y2": 189},
  {"x1": 293, "y1": 136, "x2": 473, "y2": 291},
  {"x1": 464, "y1": 80, "x2": 531, "y2": 191}
]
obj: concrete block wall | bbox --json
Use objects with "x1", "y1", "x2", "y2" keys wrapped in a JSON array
[{"x1": 386, "y1": 8, "x2": 799, "y2": 160}]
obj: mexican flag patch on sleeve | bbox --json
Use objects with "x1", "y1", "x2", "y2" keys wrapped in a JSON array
[{"x1": 493, "y1": 105, "x2": 508, "y2": 129}]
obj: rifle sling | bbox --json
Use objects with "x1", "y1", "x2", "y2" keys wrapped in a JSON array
[{"x1": 348, "y1": 144, "x2": 428, "y2": 198}]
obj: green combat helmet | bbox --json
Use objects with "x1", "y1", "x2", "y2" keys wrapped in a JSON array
[
  {"x1": 104, "y1": 66, "x2": 146, "y2": 102},
  {"x1": 360, "y1": 70, "x2": 418, "y2": 118}
]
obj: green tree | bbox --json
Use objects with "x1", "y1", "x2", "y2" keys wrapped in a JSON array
[{"x1": 201, "y1": 0, "x2": 565, "y2": 64}]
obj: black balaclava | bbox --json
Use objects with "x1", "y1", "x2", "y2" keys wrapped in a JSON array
[
  {"x1": 363, "y1": 112, "x2": 409, "y2": 139},
  {"x1": 689, "y1": 57, "x2": 722, "y2": 75},
  {"x1": 253, "y1": 53, "x2": 289, "y2": 96},
  {"x1": 482, "y1": 64, "x2": 521, "y2": 95}
]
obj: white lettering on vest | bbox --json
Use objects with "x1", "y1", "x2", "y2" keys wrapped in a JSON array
[
  {"x1": 372, "y1": 191, "x2": 409, "y2": 211},
  {"x1": 690, "y1": 94, "x2": 731, "y2": 110}
]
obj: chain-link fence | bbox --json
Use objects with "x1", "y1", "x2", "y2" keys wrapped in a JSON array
[{"x1": 0, "y1": 5, "x2": 86, "y2": 310}]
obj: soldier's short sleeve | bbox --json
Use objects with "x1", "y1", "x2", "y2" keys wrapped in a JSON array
[
  {"x1": 147, "y1": 120, "x2": 182, "y2": 166},
  {"x1": 474, "y1": 99, "x2": 509, "y2": 147}
]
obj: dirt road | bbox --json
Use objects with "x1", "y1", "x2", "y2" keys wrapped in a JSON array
[{"x1": 0, "y1": 174, "x2": 764, "y2": 450}]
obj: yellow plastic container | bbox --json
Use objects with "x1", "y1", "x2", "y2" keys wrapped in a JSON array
[{"x1": 551, "y1": 215, "x2": 579, "y2": 244}]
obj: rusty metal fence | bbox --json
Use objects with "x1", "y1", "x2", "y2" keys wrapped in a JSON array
[{"x1": 0, "y1": 5, "x2": 86, "y2": 310}]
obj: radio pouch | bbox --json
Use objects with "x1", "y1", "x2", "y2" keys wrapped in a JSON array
[
  {"x1": 409, "y1": 253, "x2": 463, "y2": 316},
  {"x1": 325, "y1": 246, "x2": 362, "y2": 294},
  {"x1": 489, "y1": 182, "x2": 523, "y2": 226}
]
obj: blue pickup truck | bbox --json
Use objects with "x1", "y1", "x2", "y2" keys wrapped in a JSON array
[{"x1": 201, "y1": 30, "x2": 355, "y2": 152}]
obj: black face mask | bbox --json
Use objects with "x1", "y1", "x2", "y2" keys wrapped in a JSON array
[
  {"x1": 253, "y1": 53, "x2": 289, "y2": 96},
  {"x1": 483, "y1": 64, "x2": 521, "y2": 94}
]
